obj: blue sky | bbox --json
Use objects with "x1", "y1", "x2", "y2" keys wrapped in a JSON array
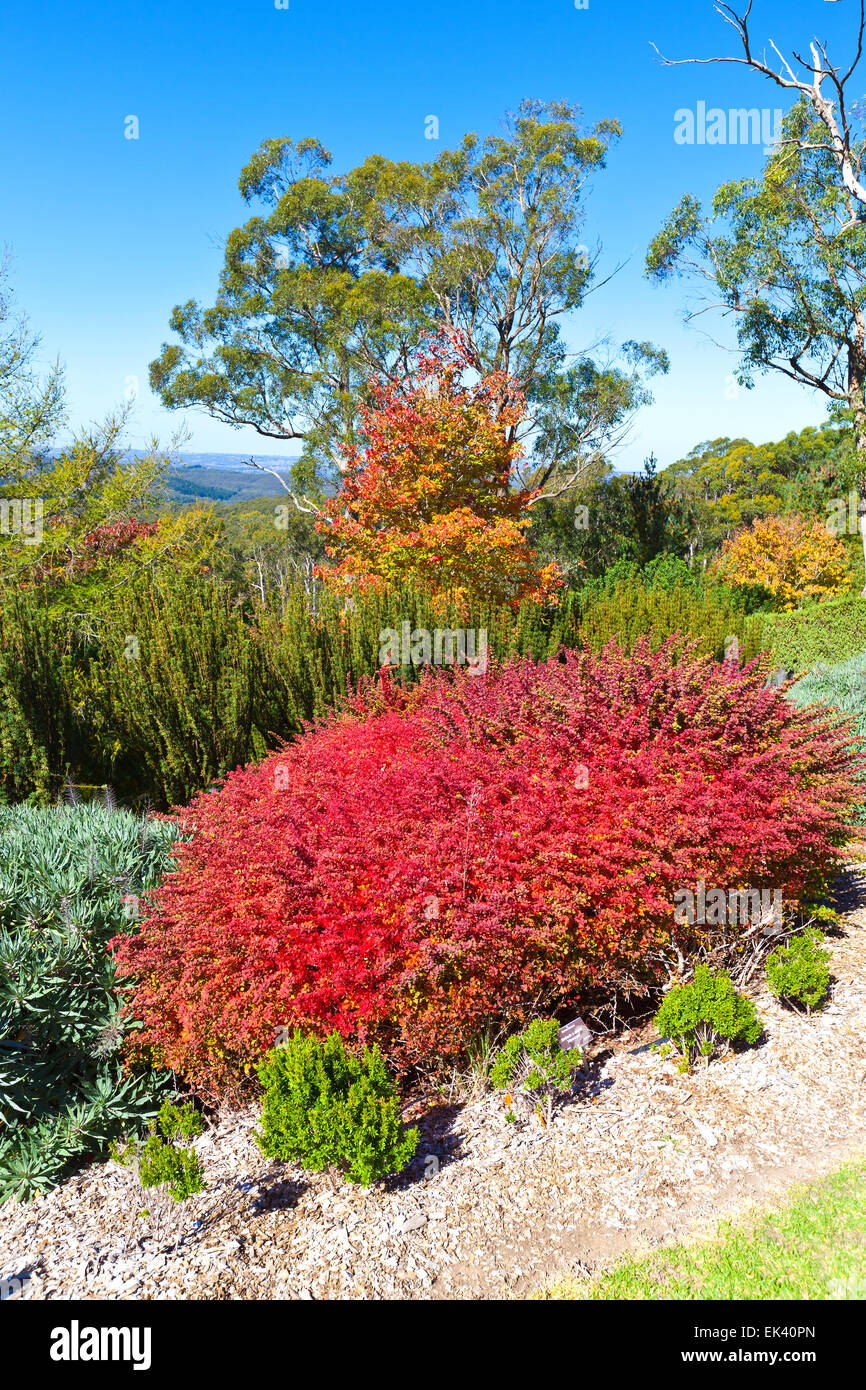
[{"x1": 0, "y1": 0, "x2": 859, "y2": 471}]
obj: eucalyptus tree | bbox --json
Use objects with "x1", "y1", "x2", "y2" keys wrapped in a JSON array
[
  {"x1": 647, "y1": 1, "x2": 866, "y2": 586},
  {"x1": 150, "y1": 100, "x2": 666, "y2": 510}
]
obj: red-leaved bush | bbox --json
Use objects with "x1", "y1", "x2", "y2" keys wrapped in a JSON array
[
  {"x1": 113, "y1": 641, "x2": 862, "y2": 1099},
  {"x1": 72, "y1": 519, "x2": 159, "y2": 574}
]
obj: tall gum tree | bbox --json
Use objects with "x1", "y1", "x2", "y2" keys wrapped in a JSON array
[
  {"x1": 150, "y1": 101, "x2": 667, "y2": 514},
  {"x1": 646, "y1": 1, "x2": 866, "y2": 590}
]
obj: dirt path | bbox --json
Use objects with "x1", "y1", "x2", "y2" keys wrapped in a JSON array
[{"x1": 3, "y1": 868, "x2": 866, "y2": 1301}]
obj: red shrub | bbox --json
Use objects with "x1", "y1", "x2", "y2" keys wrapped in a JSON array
[
  {"x1": 113, "y1": 642, "x2": 862, "y2": 1099},
  {"x1": 71, "y1": 519, "x2": 159, "y2": 575}
]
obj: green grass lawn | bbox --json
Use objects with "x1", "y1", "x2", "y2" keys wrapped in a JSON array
[{"x1": 542, "y1": 1161, "x2": 866, "y2": 1300}]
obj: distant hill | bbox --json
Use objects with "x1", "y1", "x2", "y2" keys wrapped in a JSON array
[
  {"x1": 162, "y1": 450, "x2": 299, "y2": 474},
  {"x1": 164, "y1": 467, "x2": 290, "y2": 504},
  {"x1": 125, "y1": 450, "x2": 300, "y2": 504}
]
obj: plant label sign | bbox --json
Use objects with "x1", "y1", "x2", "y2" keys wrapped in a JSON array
[{"x1": 558, "y1": 1017, "x2": 592, "y2": 1053}]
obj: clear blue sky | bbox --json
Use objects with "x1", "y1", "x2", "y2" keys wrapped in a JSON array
[{"x1": 0, "y1": 0, "x2": 858, "y2": 471}]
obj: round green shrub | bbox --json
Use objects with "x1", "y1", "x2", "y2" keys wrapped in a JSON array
[
  {"x1": 654, "y1": 964, "x2": 762, "y2": 1068},
  {"x1": 766, "y1": 928, "x2": 832, "y2": 1012},
  {"x1": 254, "y1": 1032, "x2": 419, "y2": 1186},
  {"x1": 112, "y1": 1101, "x2": 207, "y2": 1203}
]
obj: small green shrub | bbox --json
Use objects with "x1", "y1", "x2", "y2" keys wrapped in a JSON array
[
  {"x1": 654, "y1": 965, "x2": 762, "y2": 1070},
  {"x1": 113, "y1": 1101, "x2": 207, "y2": 1203},
  {"x1": 489, "y1": 1018, "x2": 583, "y2": 1125},
  {"x1": 254, "y1": 1032, "x2": 419, "y2": 1186},
  {"x1": 766, "y1": 928, "x2": 832, "y2": 1013},
  {"x1": 150, "y1": 1098, "x2": 204, "y2": 1144}
]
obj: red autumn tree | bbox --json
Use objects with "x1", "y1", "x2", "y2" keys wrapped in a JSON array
[{"x1": 317, "y1": 333, "x2": 562, "y2": 606}]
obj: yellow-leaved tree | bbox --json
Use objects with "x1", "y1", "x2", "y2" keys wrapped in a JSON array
[{"x1": 715, "y1": 514, "x2": 853, "y2": 610}]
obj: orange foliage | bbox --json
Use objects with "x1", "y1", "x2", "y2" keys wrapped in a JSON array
[{"x1": 317, "y1": 333, "x2": 562, "y2": 607}]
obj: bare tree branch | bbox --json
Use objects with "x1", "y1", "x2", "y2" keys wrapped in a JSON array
[
  {"x1": 242, "y1": 458, "x2": 332, "y2": 521},
  {"x1": 652, "y1": 1, "x2": 866, "y2": 210}
]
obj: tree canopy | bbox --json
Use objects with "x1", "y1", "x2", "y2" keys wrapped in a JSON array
[
  {"x1": 318, "y1": 333, "x2": 561, "y2": 607},
  {"x1": 151, "y1": 100, "x2": 667, "y2": 503}
]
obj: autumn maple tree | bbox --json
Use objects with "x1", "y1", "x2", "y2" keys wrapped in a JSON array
[{"x1": 317, "y1": 333, "x2": 562, "y2": 606}]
